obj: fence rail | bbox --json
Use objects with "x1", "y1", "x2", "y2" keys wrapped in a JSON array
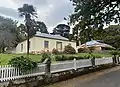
[{"x1": 0, "y1": 57, "x2": 115, "y2": 82}]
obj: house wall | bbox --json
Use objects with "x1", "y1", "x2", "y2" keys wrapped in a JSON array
[
  {"x1": 15, "y1": 37, "x2": 76, "y2": 54},
  {"x1": 16, "y1": 37, "x2": 36, "y2": 54},
  {"x1": 94, "y1": 46, "x2": 102, "y2": 52}
]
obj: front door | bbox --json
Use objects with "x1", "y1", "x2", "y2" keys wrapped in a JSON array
[{"x1": 56, "y1": 42, "x2": 62, "y2": 51}]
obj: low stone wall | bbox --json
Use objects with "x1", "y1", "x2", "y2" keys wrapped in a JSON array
[{"x1": 0, "y1": 64, "x2": 116, "y2": 87}]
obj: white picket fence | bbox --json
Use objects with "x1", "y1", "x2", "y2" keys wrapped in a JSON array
[{"x1": 0, "y1": 57, "x2": 113, "y2": 82}]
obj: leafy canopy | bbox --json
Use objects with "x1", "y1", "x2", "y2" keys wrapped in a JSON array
[
  {"x1": 102, "y1": 25, "x2": 120, "y2": 49},
  {"x1": 70, "y1": 0, "x2": 120, "y2": 28},
  {"x1": 52, "y1": 24, "x2": 70, "y2": 38},
  {"x1": 0, "y1": 16, "x2": 23, "y2": 52},
  {"x1": 18, "y1": 21, "x2": 48, "y2": 38},
  {"x1": 18, "y1": 4, "x2": 37, "y2": 19},
  {"x1": 69, "y1": 0, "x2": 120, "y2": 44}
]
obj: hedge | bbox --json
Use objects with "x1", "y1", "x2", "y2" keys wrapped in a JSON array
[{"x1": 55, "y1": 54, "x2": 102, "y2": 61}]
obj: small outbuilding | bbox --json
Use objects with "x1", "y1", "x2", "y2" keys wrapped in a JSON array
[{"x1": 80, "y1": 40, "x2": 113, "y2": 52}]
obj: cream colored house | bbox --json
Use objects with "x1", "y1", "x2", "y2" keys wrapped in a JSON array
[{"x1": 15, "y1": 32, "x2": 76, "y2": 54}]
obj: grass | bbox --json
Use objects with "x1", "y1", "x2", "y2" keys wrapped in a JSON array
[
  {"x1": 0, "y1": 54, "x2": 41, "y2": 65},
  {"x1": 0, "y1": 52, "x2": 112, "y2": 65}
]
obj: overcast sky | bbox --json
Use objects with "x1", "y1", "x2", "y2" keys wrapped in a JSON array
[{"x1": 0, "y1": 0, "x2": 73, "y2": 32}]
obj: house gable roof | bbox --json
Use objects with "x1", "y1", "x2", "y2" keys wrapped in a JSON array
[
  {"x1": 81, "y1": 40, "x2": 113, "y2": 48},
  {"x1": 35, "y1": 32, "x2": 69, "y2": 41},
  {"x1": 18, "y1": 32, "x2": 75, "y2": 45}
]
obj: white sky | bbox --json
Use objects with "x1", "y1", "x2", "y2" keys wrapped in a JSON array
[
  {"x1": 0, "y1": 0, "x2": 73, "y2": 32},
  {"x1": 0, "y1": 0, "x2": 117, "y2": 33}
]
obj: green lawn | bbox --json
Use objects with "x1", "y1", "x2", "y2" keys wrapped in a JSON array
[
  {"x1": 0, "y1": 54, "x2": 41, "y2": 65},
  {"x1": 0, "y1": 52, "x2": 112, "y2": 65}
]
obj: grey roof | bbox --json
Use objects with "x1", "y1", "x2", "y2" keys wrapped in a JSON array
[
  {"x1": 35, "y1": 32, "x2": 69, "y2": 41},
  {"x1": 81, "y1": 40, "x2": 113, "y2": 48}
]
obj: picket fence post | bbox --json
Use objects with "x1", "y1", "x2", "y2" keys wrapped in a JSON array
[
  {"x1": 74, "y1": 58, "x2": 77, "y2": 70},
  {"x1": 91, "y1": 58, "x2": 95, "y2": 67}
]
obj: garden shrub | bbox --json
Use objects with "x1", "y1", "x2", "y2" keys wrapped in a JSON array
[
  {"x1": 9, "y1": 56, "x2": 37, "y2": 72},
  {"x1": 85, "y1": 53, "x2": 102, "y2": 59},
  {"x1": 78, "y1": 56, "x2": 86, "y2": 59},
  {"x1": 93, "y1": 54, "x2": 102, "y2": 58},
  {"x1": 40, "y1": 52, "x2": 51, "y2": 63},
  {"x1": 104, "y1": 47, "x2": 115, "y2": 50},
  {"x1": 68, "y1": 56, "x2": 76, "y2": 60},
  {"x1": 110, "y1": 50, "x2": 118, "y2": 56},
  {"x1": 55, "y1": 55, "x2": 62, "y2": 61},
  {"x1": 117, "y1": 51, "x2": 120, "y2": 56},
  {"x1": 64, "y1": 44, "x2": 76, "y2": 54},
  {"x1": 78, "y1": 48, "x2": 89, "y2": 53},
  {"x1": 67, "y1": 55, "x2": 87, "y2": 60},
  {"x1": 55, "y1": 55, "x2": 68, "y2": 61},
  {"x1": 52, "y1": 48, "x2": 59, "y2": 54},
  {"x1": 84, "y1": 54, "x2": 93, "y2": 59},
  {"x1": 61, "y1": 55, "x2": 68, "y2": 61},
  {"x1": 55, "y1": 54, "x2": 102, "y2": 61},
  {"x1": 55, "y1": 55, "x2": 87, "y2": 61}
]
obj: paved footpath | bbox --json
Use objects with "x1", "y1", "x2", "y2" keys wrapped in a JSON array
[{"x1": 45, "y1": 66, "x2": 120, "y2": 87}]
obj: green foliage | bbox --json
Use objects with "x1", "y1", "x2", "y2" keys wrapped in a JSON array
[
  {"x1": 78, "y1": 48, "x2": 89, "y2": 53},
  {"x1": 0, "y1": 16, "x2": 23, "y2": 52},
  {"x1": 53, "y1": 24, "x2": 70, "y2": 38},
  {"x1": 18, "y1": 21, "x2": 48, "y2": 38},
  {"x1": 117, "y1": 51, "x2": 120, "y2": 56},
  {"x1": 64, "y1": 44, "x2": 76, "y2": 54},
  {"x1": 55, "y1": 55, "x2": 62, "y2": 61},
  {"x1": 110, "y1": 50, "x2": 118, "y2": 56},
  {"x1": 55, "y1": 53, "x2": 102, "y2": 61},
  {"x1": 52, "y1": 48, "x2": 59, "y2": 54},
  {"x1": 40, "y1": 52, "x2": 51, "y2": 63},
  {"x1": 70, "y1": 0, "x2": 120, "y2": 28},
  {"x1": 0, "y1": 30, "x2": 16, "y2": 53},
  {"x1": 55, "y1": 55, "x2": 68, "y2": 61},
  {"x1": 9, "y1": 56, "x2": 37, "y2": 72},
  {"x1": 103, "y1": 26, "x2": 120, "y2": 49},
  {"x1": 84, "y1": 53, "x2": 101, "y2": 59},
  {"x1": 104, "y1": 47, "x2": 115, "y2": 50},
  {"x1": 35, "y1": 21, "x2": 48, "y2": 34},
  {"x1": 70, "y1": 0, "x2": 120, "y2": 44}
]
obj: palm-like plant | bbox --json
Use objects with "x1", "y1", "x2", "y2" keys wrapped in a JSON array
[{"x1": 18, "y1": 4, "x2": 37, "y2": 56}]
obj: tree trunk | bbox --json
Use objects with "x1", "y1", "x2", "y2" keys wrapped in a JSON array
[
  {"x1": 1, "y1": 42, "x2": 5, "y2": 53},
  {"x1": 1, "y1": 46, "x2": 5, "y2": 53},
  {"x1": 26, "y1": 25, "x2": 30, "y2": 57},
  {"x1": 25, "y1": 14, "x2": 32, "y2": 57},
  {"x1": 27, "y1": 25, "x2": 30, "y2": 57}
]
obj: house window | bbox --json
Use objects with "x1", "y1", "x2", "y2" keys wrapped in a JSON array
[
  {"x1": 56, "y1": 42, "x2": 62, "y2": 51},
  {"x1": 44, "y1": 41, "x2": 49, "y2": 48},
  {"x1": 21, "y1": 44, "x2": 23, "y2": 52}
]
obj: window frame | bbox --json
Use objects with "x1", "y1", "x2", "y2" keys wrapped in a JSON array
[
  {"x1": 44, "y1": 40, "x2": 49, "y2": 48},
  {"x1": 56, "y1": 41, "x2": 62, "y2": 51},
  {"x1": 21, "y1": 44, "x2": 23, "y2": 52}
]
